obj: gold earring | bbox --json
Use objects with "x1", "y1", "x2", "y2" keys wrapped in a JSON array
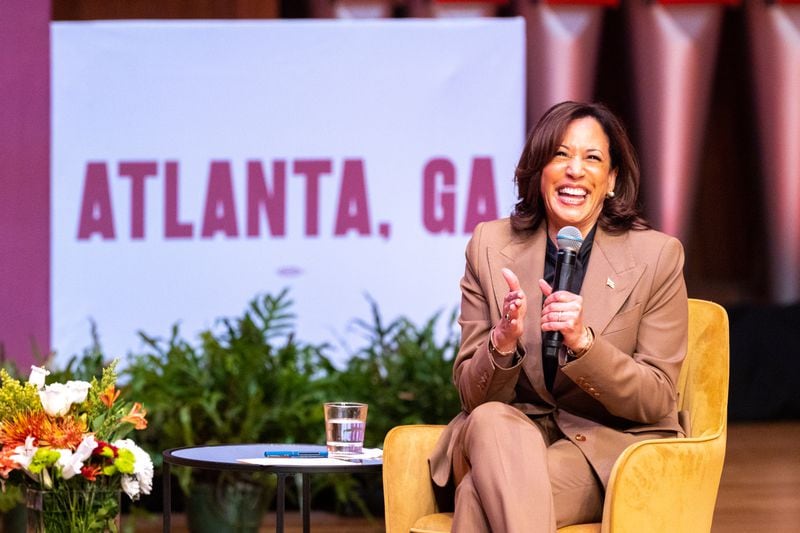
[{"x1": 606, "y1": 190, "x2": 616, "y2": 199}]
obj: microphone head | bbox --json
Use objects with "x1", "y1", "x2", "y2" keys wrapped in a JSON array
[{"x1": 556, "y1": 226, "x2": 583, "y2": 252}]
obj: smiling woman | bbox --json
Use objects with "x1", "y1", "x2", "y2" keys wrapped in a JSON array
[
  {"x1": 428, "y1": 101, "x2": 689, "y2": 532},
  {"x1": 511, "y1": 101, "x2": 650, "y2": 239},
  {"x1": 539, "y1": 117, "x2": 617, "y2": 241}
]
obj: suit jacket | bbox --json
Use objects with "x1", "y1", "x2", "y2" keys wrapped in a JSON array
[{"x1": 429, "y1": 219, "x2": 689, "y2": 489}]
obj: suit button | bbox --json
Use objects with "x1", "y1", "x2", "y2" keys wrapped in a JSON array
[
  {"x1": 575, "y1": 434, "x2": 586, "y2": 442},
  {"x1": 588, "y1": 387, "x2": 596, "y2": 393}
]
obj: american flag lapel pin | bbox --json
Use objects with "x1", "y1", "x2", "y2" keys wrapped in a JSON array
[{"x1": 606, "y1": 277, "x2": 615, "y2": 289}]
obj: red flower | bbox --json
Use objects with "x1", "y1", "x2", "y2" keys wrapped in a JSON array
[
  {"x1": 81, "y1": 464, "x2": 102, "y2": 481},
  {"x1": 92, "y1": 441, "x2": 118, "y2": 459}
]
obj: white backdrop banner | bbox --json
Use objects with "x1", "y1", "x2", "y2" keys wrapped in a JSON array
[{"x1": 51, "y1": 19, "x2": 525, "y2": 364}]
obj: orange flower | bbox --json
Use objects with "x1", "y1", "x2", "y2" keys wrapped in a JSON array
[
  {"x1": 100, "y1": 385, "x2": 120, "y2": 408},
  {"x1": 0, "y1": 447, "x2": 18, "y2": 479},
  {"x1": 121, "y1": 403, "x2": 147, "y2": 430},
  {"x1": 0, "y1": 411, "x2": 86, "y2": 450}
]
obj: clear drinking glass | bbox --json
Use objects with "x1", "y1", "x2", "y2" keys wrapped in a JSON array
[{"x1": 323, "y1": 402, "x2": 368, "y2": 457}]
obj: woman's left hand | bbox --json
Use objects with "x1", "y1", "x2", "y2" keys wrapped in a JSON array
[{"x1": 538, "y1": 279, "x2": 589, "y2": 352}]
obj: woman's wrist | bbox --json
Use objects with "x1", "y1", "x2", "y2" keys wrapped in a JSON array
[
  {"x1": 567, "y1": 327, "x2": 595, "y2": 358},
  {"x1": 489, "y1": 328, "x2": 516, "y2": 357}
]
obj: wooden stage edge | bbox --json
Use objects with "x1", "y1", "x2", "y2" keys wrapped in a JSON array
[{"x1": 128, "y1": 421, "x2": 799, "y2": 532}]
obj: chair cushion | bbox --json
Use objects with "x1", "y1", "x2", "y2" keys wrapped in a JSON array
[
  {"x1": 410, "y1": 513, "x2": 453, "y2": 532},
  {"x1": 409, "y1": 512, "x2": 600, "y2": 533}
]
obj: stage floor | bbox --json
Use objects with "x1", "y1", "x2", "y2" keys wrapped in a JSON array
[{"x1": 711, "y1": 420, "x2": 800, "y2": 533}]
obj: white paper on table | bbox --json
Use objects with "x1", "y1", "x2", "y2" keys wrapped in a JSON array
[
  {"x1": 238, "y1": 447, "x2": 383, "y2": 466},
  {"x1": 238, "y1": 457, "x2": 356, "y2": 466}
]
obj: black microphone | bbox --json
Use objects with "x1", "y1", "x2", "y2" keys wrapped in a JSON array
[{"x1": 542, "y1": 226, "x2": 584, "y2": 364}]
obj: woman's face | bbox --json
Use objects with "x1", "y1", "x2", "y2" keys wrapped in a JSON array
[{"x1": 540, "y1": 116, "x2": 617, "y2": 238}]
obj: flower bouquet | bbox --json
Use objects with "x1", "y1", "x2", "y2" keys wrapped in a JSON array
[{"x1": 0, "y1": 361, "x2": 153, "y2": 533}]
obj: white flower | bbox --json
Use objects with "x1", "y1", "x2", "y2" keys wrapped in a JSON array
[
  {"x1": 38, "y1": 383, "x2": 73, "y2": 417},
  {"x1": 65, "y1": 380, "x2": 91, "y2": 404},
  {"x1": 75, "y1": 435, "x2": 98, "y2": 461},
  {"x1": 120, "y1": 475, "x2": 141, "y2": 500},
  {"x1": 28, "y1": 366, "x2": 50, "y2": 389},
  {"x1": 56, "y1": 436, "x2": 97, "y2": 480},
  {"x1": 112, "y1": 439, "x2": 154, "y2": 500},
  {"x1": 38, "y1": 381, "x2": 90, "y2": 417},
  {"x1": 10, "y1": 436, "x2": 38, "y2": 469},
  {"x1": 56, "y1": 450, "x2": 79, "y2": 479},
  {"x1": 11, "y1": 437, "x2": 53, "y2": 488}
]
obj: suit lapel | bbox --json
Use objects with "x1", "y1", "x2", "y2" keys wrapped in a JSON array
[
  {"x1": 487, "y1": 228, "x2": 547, "y2": 324},
  {"x1": 581, "y1": 229, "x2": 646, "y2": 334},
  {"x1": 487, "y1": 227, "x2": 551, "y2": 397}
]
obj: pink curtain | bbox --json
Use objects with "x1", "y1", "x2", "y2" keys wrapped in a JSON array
[
  {"x1": 627, "y1": 0, "x2": 724, "y2": 242},
  {"x1": 747, "y1": 1, "x2": 800, "y2": 303},
  {"x1": 516, "y1": 1, "x2": 608, "y2": 129},
  {"x1": 311, "y1": 0, "x2": 394, "y2": 18}
]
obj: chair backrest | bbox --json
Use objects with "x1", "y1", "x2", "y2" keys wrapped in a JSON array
[
  {"x1": 678, "y1": 298, "x2": 730, "y2": 438},
  {"x1": 599, "y1": 299, "x2": 730, "y2": 533}
]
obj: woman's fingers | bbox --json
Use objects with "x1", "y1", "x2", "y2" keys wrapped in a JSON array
[
  {"x1": 501, "y1": 267, "x2": 521, "y2": 291},
  {"x1": 538, "y1": 278, "x2": 553, "y2": 297},
  {"x1": 539, "y1": 282, "x2": 583, "y2": 329},
  {"x1": 494, "y1": 268, "x2": 527, "y2": 351},
  {"x1": 500, "y1": 268, "x2": 526, "y2": 324}
]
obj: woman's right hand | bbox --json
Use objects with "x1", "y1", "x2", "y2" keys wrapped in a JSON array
[{"x1": 492, "y1": 267, "x2": 526, "y2": 353}]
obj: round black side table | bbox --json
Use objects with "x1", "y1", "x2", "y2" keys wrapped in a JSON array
[{"x1": 162, "y1": 443, "x2": 382, "y2": 533}]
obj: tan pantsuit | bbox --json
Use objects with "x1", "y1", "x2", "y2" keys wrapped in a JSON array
[
  {"x1": 430, "y1": 220, "x2": 688, "y2": 532},
  {"x1": 452, "y1": 402, "x2": 603, "y2": 532}
]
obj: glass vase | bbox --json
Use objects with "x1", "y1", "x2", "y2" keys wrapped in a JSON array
[{"x1": 26, "y1": 486, "x2": 121, "y2": 533}]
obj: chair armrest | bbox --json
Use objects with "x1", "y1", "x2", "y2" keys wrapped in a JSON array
[
  {"x1": 383, "y1": 424, "x2": 447, "y2": 533},
  {"x1": 601, "y1": 431, "x2": 727, "y2": 533}
]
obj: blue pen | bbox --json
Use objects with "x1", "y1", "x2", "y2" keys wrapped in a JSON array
[{"x1": 264, "y1": 450, "x2": 328, "y2": 458}]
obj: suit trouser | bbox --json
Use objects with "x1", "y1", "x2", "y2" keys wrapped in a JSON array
[{"x1": 451, "y1": 402, "x2": 603, "y2": 533}]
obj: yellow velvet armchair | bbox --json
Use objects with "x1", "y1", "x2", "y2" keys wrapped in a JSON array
[{"x1": 383, "y1": 298, "x2": 729, "y2": 533}]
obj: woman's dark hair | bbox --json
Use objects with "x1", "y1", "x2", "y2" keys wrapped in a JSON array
[{"x1": 510, "y1": 101, "x2": 650, "y2": 234}]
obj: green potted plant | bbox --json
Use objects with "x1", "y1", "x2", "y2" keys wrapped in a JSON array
[{"x1": 124, "y1": 289, "x2": 336, "y2": 532}]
